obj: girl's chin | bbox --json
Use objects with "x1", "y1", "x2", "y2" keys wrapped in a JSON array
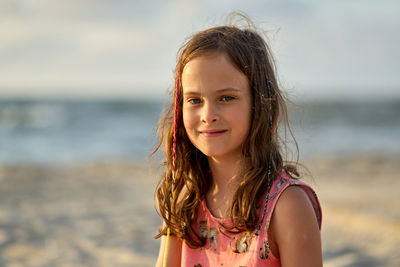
[
  {"x1": 193, "y1": 143, "x2": 243, "y2": 159},
  {"x1": 200, "y1": 150, "x2": 243, "y2": 160},
  {"x1": 197, "y1": 151, "x2": 225, "y2": 159}
]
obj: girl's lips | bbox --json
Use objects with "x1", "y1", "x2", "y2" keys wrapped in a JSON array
[{"x1": 199, "y1": 130, "x2": 227, "y2": 137}]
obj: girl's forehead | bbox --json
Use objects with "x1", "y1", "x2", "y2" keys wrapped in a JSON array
[
  {"x1": 181, "y1": 53, "x2": 248, "y2": 93},
  {"x1": 183, "y1": 52, "x2": 229, "y2": 71}
]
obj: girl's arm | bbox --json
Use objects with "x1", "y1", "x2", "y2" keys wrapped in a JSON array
[
  {"x1": 271, "y1": 186, "x2": 323, "y2": 267},
  {"x1": 155, "y1": 235, "x2": 182, "y2": 267}
]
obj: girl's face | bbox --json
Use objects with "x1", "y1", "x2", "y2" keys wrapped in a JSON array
[{"x1": 181, "y1": 52, "x2": 252, "y2": 160}]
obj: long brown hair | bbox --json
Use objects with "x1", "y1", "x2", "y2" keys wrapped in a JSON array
[{"x1": 153, "y1": 14, "x2": 301, "y2": 248}]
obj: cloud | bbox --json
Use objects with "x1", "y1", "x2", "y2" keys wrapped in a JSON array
[{"x1": 0, "y1": 0, "x2": 399, "y2": 98}]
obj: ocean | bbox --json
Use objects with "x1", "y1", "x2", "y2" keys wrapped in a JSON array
[{"x1": 1, "y1": 98, "x2": 399, "y2": 164}]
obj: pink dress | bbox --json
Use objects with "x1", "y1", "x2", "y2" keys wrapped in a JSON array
[{"x1": 181, "y1": 172, "x2": 322, "y2": 267}]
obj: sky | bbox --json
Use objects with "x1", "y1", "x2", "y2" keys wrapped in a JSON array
[{"x1": 0, "y1": 0, "x2": 399, "y2": 100}]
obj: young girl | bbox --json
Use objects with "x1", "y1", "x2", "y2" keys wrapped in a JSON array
[{"x1": 154, "y1": 16, "x2": 322, "y2": 267}]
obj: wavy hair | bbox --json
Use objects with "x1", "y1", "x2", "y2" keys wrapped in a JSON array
[{"x1": 153, "y1": 15, "x2": 301, "y2": 248}]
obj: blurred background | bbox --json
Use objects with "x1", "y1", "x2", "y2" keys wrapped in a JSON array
[{"x1": 0, "y1": 0, "x2": 399, "y2": 266}]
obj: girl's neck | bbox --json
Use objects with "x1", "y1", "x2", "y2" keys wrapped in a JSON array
[
  {"x1": 206, "y1": 153, "x2": 248, "y2": 218},
  {"x1": 208, "y1": 154, "x2": 246, "y2": 189}
]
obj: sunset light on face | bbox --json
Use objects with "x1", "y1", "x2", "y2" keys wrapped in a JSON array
[{"x1": 182, "y1": 53, "x2": 251, "y2": 160}]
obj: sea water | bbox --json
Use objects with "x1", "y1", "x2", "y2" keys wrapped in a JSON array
[{"x1": 0, "y1": 97, "x2": 399, "y2": 164}]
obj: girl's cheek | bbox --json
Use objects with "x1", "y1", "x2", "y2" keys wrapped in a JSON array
[
  {"x1": 182, "y1": 109, "x2": 193, "y2": 132},
  {"x1": 183, "y1": 108, "x2": 197, "y2": 126}
]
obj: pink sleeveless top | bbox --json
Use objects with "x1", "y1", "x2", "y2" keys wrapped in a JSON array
[{"x1": 181, "y1": 172, "x2": 322, "y2": 267}]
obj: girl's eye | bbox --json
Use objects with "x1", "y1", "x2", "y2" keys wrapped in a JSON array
[
  {"x1": 221, "y1": 96, "x2": 235, "y2": 102},
  {"x1": 188, "y1": 98, "x2": 201, "y2": 104}
]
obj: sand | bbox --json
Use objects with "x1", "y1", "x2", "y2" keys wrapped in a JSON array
[
  {"x1": 307, "y1": 154, "x2": 400, "y2": 266},
  {"x1": 0, "y1": 154, "x2": 399, "y2": 266},
  {"x1": 0, "y1": 161, "x2": 161, "y2": 267}
]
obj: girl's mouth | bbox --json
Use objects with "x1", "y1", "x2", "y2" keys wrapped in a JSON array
[{"x1": 199, "y1": 129, "x2": 227, "y2": 137}]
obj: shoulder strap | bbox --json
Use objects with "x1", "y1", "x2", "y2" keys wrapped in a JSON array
[{"x1": 262, "y1": 173, "x2": 322, "y2": 234}]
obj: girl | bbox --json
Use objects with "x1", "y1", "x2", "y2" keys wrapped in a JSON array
[{"x1": 154, "y1": 15, "x2": 322, "y2": 267}]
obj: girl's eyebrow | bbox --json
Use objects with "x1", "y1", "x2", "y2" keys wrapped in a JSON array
[{"x1": 183, "y1": 88, "x2": 242, "y2": 96}]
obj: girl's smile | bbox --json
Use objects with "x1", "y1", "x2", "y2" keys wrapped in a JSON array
[
  {"x1": 181, "y1": 52, "x2": 252, "y2": 159},
  {"x1": 199, "y1": 129, "x2": 227, "y2": 137}
]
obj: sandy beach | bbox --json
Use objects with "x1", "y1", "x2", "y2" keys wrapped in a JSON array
[
  {"x1": 309, "y1": 154, "x2": 400, "y2": 266},
  {"x1": 0, "y1": 154, "x2": 399, "y2": 266}
]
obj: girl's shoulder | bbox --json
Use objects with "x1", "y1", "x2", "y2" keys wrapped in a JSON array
[
  {"x1": 264, "y1": 172, "x2": 323, "y2": 264},
  {"x1": 262, "y1": 172, "x2": 322, "y2": 230}
]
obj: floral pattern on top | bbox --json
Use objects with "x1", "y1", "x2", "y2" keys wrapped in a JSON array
[{"x1": 182, "y1": 172, "x2": 322, "y2": 267}]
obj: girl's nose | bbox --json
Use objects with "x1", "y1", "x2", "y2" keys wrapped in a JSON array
[{"x1": 200, "y1": 102, "x2": 219, "y2": 124}]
